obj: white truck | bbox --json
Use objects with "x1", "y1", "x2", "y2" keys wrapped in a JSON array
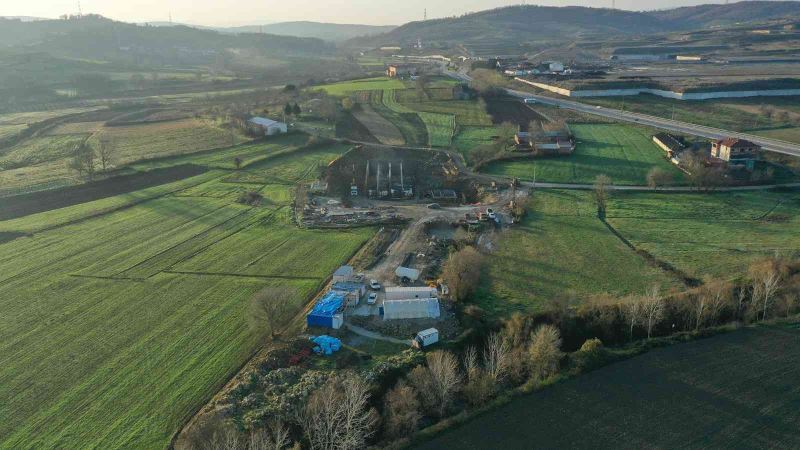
[{"x1": 412, "y1": 328, "x2": 439, "y2": 349}]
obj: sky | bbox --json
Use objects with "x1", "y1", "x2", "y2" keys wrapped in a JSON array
[{"x1": 0, "y1": 0, "x2": 765, "y2": 26}]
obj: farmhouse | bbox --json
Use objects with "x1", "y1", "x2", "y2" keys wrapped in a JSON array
[
  {"x1": 653, "y1": 133, "x2": 686, "y2": 159},
  {"x1": 516, "y1": 127, "x2": 575, "y2": 155},
  {"x1": 247, "y1": 117, "x2": 287, "y2": 136},
  {"x1": 711, "y1": 138, "x2": 761, "y2": 162},
  {"x1": 386, "y1": 64, "x2": 418, "y2": 78}
]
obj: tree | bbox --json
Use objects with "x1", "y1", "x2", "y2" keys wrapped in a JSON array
[
  {"x1": 462, "y1": 346, "x2": 494, "y2": 406},
  {"x1": 317, "y1": 96, "x2": 338, "y2": 122},
  {"x1": 483, "y1": 332, "x2": 510, "y2": 382},
  {"x1": 67, "y1": 142, "x2": 96, "y2": 181},
  {"x1": 683, "y1": 151, "x2": 725, "y2": 191},
  {"x1": 292, "y1": 103, "x2": 302, "y2": 116},
  {"x1": 302, "y1": 373, "x2": 377, "y2": 450},
  {"x1": 441, "y1": 246, "x2": 483, "y2": 302},
  {"x1": 593, "y1": 174, "x2": 612, "y2": 217},
  {"x1": 469, "y1": 68, "x2": 507, "y2": 95},
  {"x1": 284, "y1": 102, "x2": 293, "y2": 117},
  {"x1": 641, "y1": 286, "x2": 665, "y2": 339},
  {"x1": 383, "y1": 381, "x2": 421, "y2": 439},
  {"x1": 527, "y1": 324, "x2": 563, "y2": 381},
  {"x1": 249, "y1": 287, "x2": 297, "y2": 341},
  {"x1": 693, "y1": 280, "x2": 732, "y2": 329},
  {"x1": 750, "y1": 259, "x2": 782, "y2": 321},
  {"x1": 646, "y1": 167, "x2": 673, "y2": 190},
  {"x1": 249, "y1": 422, "x2": 291, "y2": 450},
  {"x1": 341, "y1": 97, "x2": 355, "y2": 111},
  {"x1": 409, "y1": 351, "x2": 461, "y2": 417},
  {"x1": 495, "y1": 121, "x2": 518, "y2": 151},
  {"x1": 97, "y1": 135, "x2": 116, "y2": 172},
  {"x1": 624, "y1": 298, "x2": 643, "y2": 340},
  {"x1": 234, "y1": 157, "x2": 243, "y2": 170}
]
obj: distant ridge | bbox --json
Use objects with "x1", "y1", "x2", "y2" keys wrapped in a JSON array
[{"x1": 221, "y1": 21, "x2": 397, "y2": 41}]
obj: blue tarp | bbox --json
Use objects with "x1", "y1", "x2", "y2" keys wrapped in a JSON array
[
  {"x1": 306, "y1": 291, "x2": 345, "y2": 328},
  {"x1": 311, "y1": 335, "x2": 342, "y2": 355}
]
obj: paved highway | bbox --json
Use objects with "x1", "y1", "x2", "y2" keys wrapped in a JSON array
[{"x1": 446, "y1": 68, "x2": 800, "y2": 158}]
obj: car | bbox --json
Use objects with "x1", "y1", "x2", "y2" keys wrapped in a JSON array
[
  {"x1": 370, "y1": 279, "x2": 381, "y2": 290},
  {"x1": 488, "y1": 212, "x2": 497, "y2": 220},
  {"x1": 426, "y1": 203, "x2": 441, "y2": 209},
  {"x1": 367, "y1": 293, "x2": 378, "y2": 305}
]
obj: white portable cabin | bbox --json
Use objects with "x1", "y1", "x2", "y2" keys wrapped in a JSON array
[
  {"x1": 385, "y1": 286, "x2": 437, "y2": 301},
  {"x1": 383, "y1": 298, "x2": 440, "y2": 321},
  {"x1": 412, "y1": 328, "x2": 440, "y2": 348}
]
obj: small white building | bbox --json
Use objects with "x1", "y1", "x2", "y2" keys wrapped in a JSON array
[
  {"x1": 385, "y1": 286, "x2": 438, "y2": 301},
  {"x1": 383, "y1": 298, "x2": 441, "y2": 321},
  {"x1": 248, "y1": 117, "x2": 287, "y2": 136}
]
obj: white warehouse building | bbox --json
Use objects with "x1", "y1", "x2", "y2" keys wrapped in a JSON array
[
  {"x1": 247, "y1": 117, "x2": 288, "y2": 136},
  {"x1": 383, "y1": 298, "x2": 441, "y2": 321},
  {"x1": 385, "y1": 286, "x2": 438, "y2": 301}
]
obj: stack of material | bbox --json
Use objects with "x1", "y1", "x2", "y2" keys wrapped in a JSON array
[{"x1": 311, "y1": 335, "x2": 343, "y2": 355}]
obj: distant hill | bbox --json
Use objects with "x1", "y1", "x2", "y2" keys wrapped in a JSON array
[
  {"x1": 0, "y1": 15, "x2": 332, "y2": 58},
  {"x1": 221, "y1": 21, "x2": 396, "y2": 42},
  {"x1": 649, "y1": 1, "x2": 800, "y2": 28},
  {"x1": 346, "y1": 2, "x2": 800, "y2": 49}
]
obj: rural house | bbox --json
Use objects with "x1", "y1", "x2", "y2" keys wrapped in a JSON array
[
  {"x1": 386, "y1": 64, "x2": 418, "y2": 78},
  {"x1": 653, "y1": 133, "x2": 686, "y2": 158},
  {"x1": 711, "y1": 138, "x2": 761, "y2": 162},
  {"x1": 247, "y1": 117, "x2": 287, "y2": 136}
]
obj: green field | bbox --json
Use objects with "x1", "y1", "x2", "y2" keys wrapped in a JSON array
[
  {"x1": 452, "y1": 126, "x2": 500, "y2": 155},
  {"x1": 0, "y1": 123, "x2": 26, "y2": 140},
  {"x1": 0, "y1": 144, "x2": 374, "y2": 448},
  {"x1": 476, "y1": 190, "x2": 679, "y2": 317},
  {"x1": 417, "y1": 112, "x2": 455, "y2": 147},
  {"x1": 419, "y1": 325, "x2": 800, "y2": 449},
  {"x1": 312, "y1": 77, "x2": 405, "y2": 96},
  {"x1": 606, "y1": 189, "x2": 800, "y2": 279},
  {"x1": 404, "y1": 100, "x2": 493, "y2": 127},
  {"x1": 483, "y1": 123, "x2": 685, "y2": 185},
  {"x1": 0, "y1": 134, "x2": 87, "y2": 169}
]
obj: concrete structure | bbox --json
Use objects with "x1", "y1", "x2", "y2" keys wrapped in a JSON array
[
  {"x1": 385, "y1": 286, "x2": 438, "y2": 301},
  {"x1": 515, "y1": 78, "x2": 800, "y2": 101},
  {"x1": 711, "y1": 138, "x2": 761, "y2": 162},
  {"x1": 247, "y1": 117, "x2": 287, "y2": 136}
]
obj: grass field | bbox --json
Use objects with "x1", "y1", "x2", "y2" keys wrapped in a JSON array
[
  {"x1": 419, "y1": 324, "x2": 800, "y2": 449},
  {"x1": 404, "y1": 100, "x2": 493, "y2": 127},
  {"x1": 0, "y1": 123, "x2": 26, "y2": 140},
  {"x1": 313, "y1": 77, "x2": 405, "y2": 96},
  {"x1": 351, "y1": 105, "x2": 405, "y2": 146},
  {"x1": 0, "y1": 135, "x2": 87, "y2": 169},
  {"x1": 606, "y1": 190, "x2": 800, "y2": 279},
  {"x1": 370, "y1": 91, "x2": 428, "y2": 146},
  {"x1": 452, "y1": 126, "x2": 500, "y2": 155},
  {"x1": 0, "y1": 144, "x2": 374, "y2": 448},
  {"x1": 475, "y1": 190, "x2": 679, "y2": 317},
  {"x1": 417, "y1": 112, "x2": 455, "y2": 147},
  {"x1": 483, "y1": 124, "x2": 685, "y2": 185},
  {"x1": 0, "y1": 107, "x2": 104, "y2": 126}
]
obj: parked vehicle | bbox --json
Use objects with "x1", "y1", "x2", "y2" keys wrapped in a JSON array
[
  {"x1": 370, "y1": 279, "x2": 381, "y2": 290},
  {"x1": 367, "y1": 293, "x2": 378, "y2": 305},
  {"x1": 426, "y1": 203, "x2": 441, "y2": 209},
  {"x1": 412, "y1": 328, "x2": 439, "y2": 349}
]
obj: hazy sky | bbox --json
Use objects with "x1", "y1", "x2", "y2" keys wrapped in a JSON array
[{"x1": 1, "y1": 0, "x2": 756, "y2": 26}]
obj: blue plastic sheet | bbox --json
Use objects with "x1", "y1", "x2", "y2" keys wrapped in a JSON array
[{"x1": 310, "y1": 335, "x2": 342, "y2": 355}]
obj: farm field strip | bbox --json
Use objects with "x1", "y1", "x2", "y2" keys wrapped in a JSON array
[
  {"x1": 0, "y1": 124, "x2": 27, "y2": 140},
  {"x1": 0, "y1": 107, "x2": 105, "y2": 126},
  {"x1": 370, "y1": 91, "x2": 428, "y2": 146},
  {"x1": 0, "y1": 145, "x2": 377, "y2": 447},
  {"x1": 351, "y1": 105, "x2": 406, "y2": 146},
  {"x1": 605, "y1": 190, "x2": 800, "y2": 279},
  {"x1": 402, "y1": 100, "x2": 493, "y2": 127},
  {"x1": 0, "y1": 171, "x2": 223, "y2": 234},
  {"x1": 484, "y1": 124, "x2": 685, "y2": 185},
  {"x1": 312, "y1": 77, "x2": 406, "y2": 96},
  {"x1": 0, "y1": 134, "x2": 88, "y2": 168},
  {"x1": 452, "y1": 126, "x2": 499, "y2": 155},
  {"x1": 417, "y1": 112, "x2": 455, "y2": 147},
  {"x1": 476, "y1": 190, "x2": 679, "y2": 317}
]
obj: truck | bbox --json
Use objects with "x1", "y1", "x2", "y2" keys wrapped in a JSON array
[{"x1": 412, "y1": 328, "x2": 439, "y2": 349}]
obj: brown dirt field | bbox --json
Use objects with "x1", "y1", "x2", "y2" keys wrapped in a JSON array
[
  {"x1": 486, "y1": 98, "x2": 548, "y2": 131},
  {"x1": 352, "y1": 105, "x2": 406, "y2": 146}
]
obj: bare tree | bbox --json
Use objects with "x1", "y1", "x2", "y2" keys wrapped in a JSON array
[
  {"x1": 441, "y1": 246, "x2": 483, "y2": 302},
  {"x1": 527, "y1": 324, "x2": 563, "y2": 381},
  {"x1": 249, "y1": 287, "x2": 297, "y2": 342},
  {"x1": 698, "y1": 280, "x2": 732, "y2": 328},
  {"x1": 646, "y1": 167, "x2": 674, "y2": 190},
  {"x1": 383, "y1": 380, "x2": 421, "y2": 439},
  {"x1": 249, "y1": 422, "x2": 291, "y2": 450},
  {"x1": 750, "y1": 260, "x2": 782, "y2": 321},
  {"x1": 409, "y1": 351, "x2": 461, "y2": 418},
  {"x1": 303, "y1": 373, "x2": 377, "y2": 450},
  {"x1": 495, "y1": 121, "x2": 518, "y2": 151},
  {"x1": 593, "y1": 175, "x2": 612, "y2": 217},
  {"x1": 624, "y1": 297, "x2": 643, "y2": 340},
  {"x1": 483, "y1": 332, "x2": 510, "y2": 383},
  {"x1": 641, "y1": 286, "x2": 666, "y2": 339},
  {"x1": 97, "y1": 136, "x2": 116, "y2": 172},
  {"x1": 67, "y1": 142, "x2": 96, "y2": 181}
]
